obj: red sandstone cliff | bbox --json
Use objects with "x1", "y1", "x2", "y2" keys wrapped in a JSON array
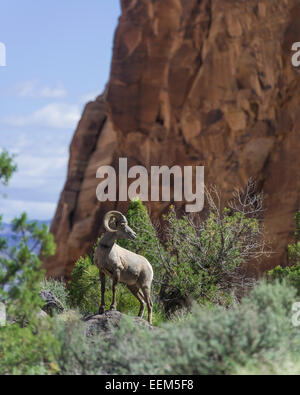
[{"x1": 44, "y1": 0, "x2": 300, "y2": 278}]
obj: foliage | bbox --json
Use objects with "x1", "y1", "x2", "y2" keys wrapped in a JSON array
[
  {"x1": 0, "y1": 213, "x2": 58, "y2": 374},
  {"x1": 116, "y1": 184, "x2": 265, "y2": 313},
  {"x1": 53, "y1": 315, "x2": 101, "y2": 375},
  {"x1": 268, "y1": 264, "x2": 300, "y2": 294},
  {"x1": 288, "y1": 211, "x2": 300, "y2": 265},
  {"x1": 0, "y1": 319, "x2": 60, "y2": 375},
  {"x1": 268, "y1": 211, "x2": 300, "y2": 293},
  {"x1": 0, "y1": 178, "x2": 293, "y2": 375},
  {"x1": 52, "y1": 281, "x2": 300, "y2": 375},
  {"x1": 0, "y1": 212, "x2": 56, "y2": 322},
  {"x1": 0, "y1": 154, "x2": 58, "y2": 375},
  {"x1": 234, "y1": 355, "x2": 300, "y2": 375},
  {"x1": 0, "y1": 150, "x2": 17, "y2": 187},
  {"x1": 3, "y1": 280, "x2": 298, "y2": 375},
  {"x1": 41, "y1": 279, "x2": 70, "y2": 311},
  {"x1": 68, "y1": 256, "x2": 100, "y2": 314},
  {"x1": 158, "y1": 182, "x2": 266, "y2": 311},
  {"x1": 70, "y1": 184, "x2": 266, "y2": 317}
]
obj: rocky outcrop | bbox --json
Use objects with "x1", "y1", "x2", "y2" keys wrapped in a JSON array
[
  {"x1": 44, "y1": 0, "x2": 300, "y2": 278},
  {"x1": 84, "y1": 311, "x2": 153, "y2": 337},
  {"x1": 39, "y1": 290, "x2": 64, "y2": 316}
]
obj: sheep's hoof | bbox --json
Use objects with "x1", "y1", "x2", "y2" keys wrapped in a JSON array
[{"x1": 98, "y1": 306, "x2": 105, "y2": 315}]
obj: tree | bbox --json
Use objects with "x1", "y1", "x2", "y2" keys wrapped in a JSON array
[
  {"x1": 0, "y1": 212, "x2": 56, "y2": 322},
  {"x1": 0, "y1": 151, "x2": 59, "y2": 374},
  {"x1": 156, "y1": 181, "x2": 267, "y2": 313},
  {"x1": 68, "y1": 255, "x2": 100, "y2": 314},
  {"x1": 0, "y1": 150, "x2": 17, "y2": 187}
]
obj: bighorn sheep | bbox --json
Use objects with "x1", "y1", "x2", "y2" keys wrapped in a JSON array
[{"x1": 94, "y1": 211, "x2": 154, "y2": 323}]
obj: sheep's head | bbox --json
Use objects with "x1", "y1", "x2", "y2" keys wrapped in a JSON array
[{"x1": 103, "y1": 211, "x2": 137, "y2": 240}]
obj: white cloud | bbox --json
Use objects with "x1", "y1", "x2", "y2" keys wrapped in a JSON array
[
  {"x1": 39, "y1": 86, "x2": 68, "y2": 99},
  {"x1": 12, "y1": 80, "x2": 68, "y2": 99},
  {"x1": 10, "y1": 154, "x2": 68, "y2": 187},
  {"x1": 4, "y1": 103, "x2": 81, "y2": 129},
  {"x1": 13, "y1": 81, "x2": 36, "y2": 97},
  {"x1": 0, "y1": 129, "x2": 72, "y2": 222},
  {"x1": 1, "y1": 199, "x2": 56, "y2": 222}
]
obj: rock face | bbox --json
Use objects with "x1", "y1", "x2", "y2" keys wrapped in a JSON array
[{"x1": 44, "y1": 0, "x2": 300, "y2": 278}]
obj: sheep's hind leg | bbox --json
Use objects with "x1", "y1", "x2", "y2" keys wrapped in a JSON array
[
  {"x1": 128, "y1": 286, "x2": 146, "y2": 318},
  {"x1": 98, "y1": 272, "x2": 106, "y2": 315},
  {"x1": 141, "y1": 286, "x2": 153, "y2": 324}
]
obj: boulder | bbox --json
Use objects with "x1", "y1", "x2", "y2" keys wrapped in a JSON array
[
  {"x1": 0, "y1": 302, "x2": 6, "y2": 327},
  {"x1": 83, "y1": 310, "x2": 154, "y2": 337},
  {"x1": 39, "y1": 290, "x2": 64, "y2": 316}
]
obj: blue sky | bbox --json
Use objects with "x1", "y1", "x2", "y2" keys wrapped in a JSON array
[{"x1": 0, "y1": 1, "x2": 121, "y2": 222}]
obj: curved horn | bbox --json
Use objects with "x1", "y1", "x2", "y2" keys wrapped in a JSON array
[{"x1": 103, "y1": 211, "x2": 127, "y2": 232}]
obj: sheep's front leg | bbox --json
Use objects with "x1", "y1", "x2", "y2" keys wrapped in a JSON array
[
  {"x1": 98, "y1": 271, "x2": 106, "y2": 315},
  {"x1": 110, "y1": 270, "x2": 120, "y2": 311}
]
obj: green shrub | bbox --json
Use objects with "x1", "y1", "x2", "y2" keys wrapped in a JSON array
[
  {"x1": 0, "y1": 320, "x2": 60, "y2": 375},
  {"x1": 288, "y1": 211, "x2": 300, "y2": 265},
  {"x1": 158, "y1": 208, "x2": 254, "y2": 309},
  {"x1": 120, "y1": 185, "x2": 265, "y2": 313},
  {"x1": 268, "y1": 264, "x2": 300, "y2": 294},
  {"x1": 234, "y1": 355, "x2": 300, "y2": 375},
  {"x1": 41, "y1": 279, "x2": 70, "y2": 311},
  {"x1": 53, "y1": 314, "x2": 101, "y2": 375},
  {"x1": 268, "y1": 211, "x2": 300, "y2": 293},
  {"x1": 154, "y1": 182, "x2": 265, "y2": 312},
  {"x1": 68, "y1": 256, "x2": 100, "y2": 314},
  {"x1": 53, "y1": 281, "x2": 299, "y2": 375}
]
